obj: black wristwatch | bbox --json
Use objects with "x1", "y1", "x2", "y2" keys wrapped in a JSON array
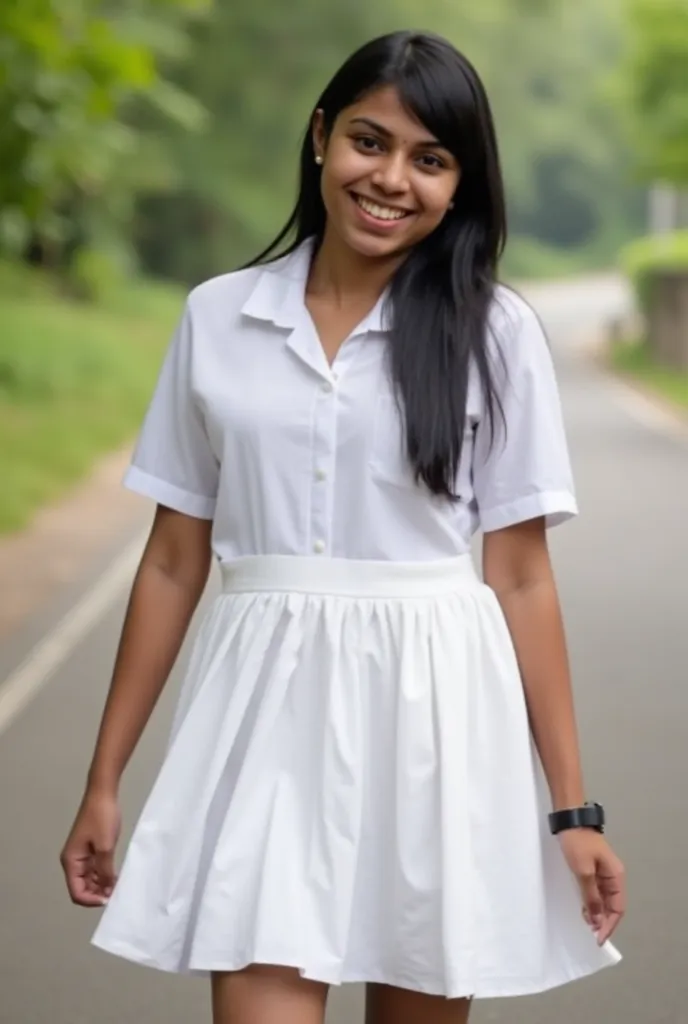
[{"x1": 548, "y1": 802, "x2": 605, "y2": 836}]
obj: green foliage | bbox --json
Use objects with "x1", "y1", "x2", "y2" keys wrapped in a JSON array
[
  {"x1": 619, "y1": 230, "x2": 688, "y2": 313},
  {"x1": 0, "y1": 0, "x2": 208, "y2": 270},
  {"x1": 502, "y1": 236, "x2": 608, "y2": 281},
  {"x1": 0, "y1": 262, "x2": 182, "y2": 531},
  {"x1": 624, "y1": 0, "x2": 688, "y2": 185},
  {"x1": 132, "y1": 0, "x2": 641, "y2": 283},
  {"x1": 0, "y1": 0, "x2": 650, "y2": 287},
  {"x1": 132, "y1": 0, "x2": 397, "y2": 281}
]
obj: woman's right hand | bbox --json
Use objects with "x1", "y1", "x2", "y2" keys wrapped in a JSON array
[{"x1": 60, "y1": 790, "x2": 121, "y2": 907}]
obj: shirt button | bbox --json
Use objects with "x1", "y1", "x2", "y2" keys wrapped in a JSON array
[
  {"x1": 315, "y1": 468, "x2": 327, "y2": 482},
  {"x1": 321, "y1": 381, "x2": 333, "y2": 394},
  {"x1": 313, "y1": 540, "x2": 326, "y2": 554}
]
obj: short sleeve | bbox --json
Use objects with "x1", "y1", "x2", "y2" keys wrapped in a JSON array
[
  {"x1": 123, "y1": 298, "x2": 219, "y2": 519},
  {"x1": 472, "y1": 295, "x2": 577, "y2": 533}
]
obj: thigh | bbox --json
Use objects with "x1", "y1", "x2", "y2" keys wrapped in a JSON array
[
  {"x1": 365, "y1": 983, "x2": 472, "y2": 1024},
  {"x1": 211, "y1": 965, "x2": 328, "y2": 1024}
]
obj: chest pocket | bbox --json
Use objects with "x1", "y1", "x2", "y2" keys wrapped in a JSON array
[
  {"x1": 368, "y1": 392, "x2": 478, "y2": 496},
  {"x1": 368, "y1": 394, "x2": 417, "y2": 488}
]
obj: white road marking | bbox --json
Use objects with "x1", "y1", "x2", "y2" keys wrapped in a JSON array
[
  {"x1": 0, "y1": 532, "x2": 147, "y2": 737},
  {"x1": 607, "y1": 377, "x2": 688, "y2": 442}
]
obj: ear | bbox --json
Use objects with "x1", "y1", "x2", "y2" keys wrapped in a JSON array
[{"x1": 312, "y1": 109, "x2": 327, "y2": 162}]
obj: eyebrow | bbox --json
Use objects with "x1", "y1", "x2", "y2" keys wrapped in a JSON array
[{"x1": 348, "y1": 116, "x2": 443, "y2": 148}]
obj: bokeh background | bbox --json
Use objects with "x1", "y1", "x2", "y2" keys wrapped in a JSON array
[
  {"x1": 1, "y1": 4, "x2": 688, "y2": 1024},
  {"x1": 1, "y1": 0, "x2": 687, "y2": 533}
]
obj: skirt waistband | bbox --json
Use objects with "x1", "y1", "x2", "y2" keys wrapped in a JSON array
[{"x1": 218, "y1": 554, "x2": 479, "y2": 598}]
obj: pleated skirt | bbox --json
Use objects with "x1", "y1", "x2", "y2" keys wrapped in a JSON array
[{"x1": 91, "y1": 554, "x2": 620, "y2": 998}]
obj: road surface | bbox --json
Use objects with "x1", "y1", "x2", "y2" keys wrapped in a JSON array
[{"x1": 1, "y1": 273, "x2": 687, "y2": 1024}]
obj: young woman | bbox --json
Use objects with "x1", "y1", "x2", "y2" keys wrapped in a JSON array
[{"x1": 61, "y1": 30, "x2": 625, "y2": 1024}]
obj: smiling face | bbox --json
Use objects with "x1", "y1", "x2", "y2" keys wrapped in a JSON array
[{"x1": 313, "y1": 85, "x2": 461, "y2": 261}]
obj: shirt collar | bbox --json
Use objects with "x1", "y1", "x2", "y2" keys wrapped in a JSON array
[{"x1": 241, "y1": 237, "x2": 392, "y2": 335}]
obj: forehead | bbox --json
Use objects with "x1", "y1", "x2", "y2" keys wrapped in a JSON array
[{"x1": 338, "y1": 84, "x2": 434, "y2": 141}]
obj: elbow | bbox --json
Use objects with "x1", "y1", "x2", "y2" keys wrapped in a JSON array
[{"x1": 482, "y1": 516, "x2": 554, "y2": 597}]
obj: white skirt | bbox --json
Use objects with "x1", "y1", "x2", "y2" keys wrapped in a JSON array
[{"x1": 92, "y1": 554, "x2": 620, "y2": 999}]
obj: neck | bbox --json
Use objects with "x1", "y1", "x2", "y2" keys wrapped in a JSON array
[{"x1": 307, "y1": 225, "x2": 402, "y2": 305}]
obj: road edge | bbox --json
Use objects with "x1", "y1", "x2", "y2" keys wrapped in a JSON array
[{"x1": 586, "y1": 332, "x2": 688, "y2": 441}]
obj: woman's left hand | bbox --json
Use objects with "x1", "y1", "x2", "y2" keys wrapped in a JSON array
[{"x1": 558, "y1": 829, "x2": 626, "y2": 945}]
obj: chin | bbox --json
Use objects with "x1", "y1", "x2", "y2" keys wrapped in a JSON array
[{"x1": 343, "y1": 227, "x2": 406, "y2": 262}]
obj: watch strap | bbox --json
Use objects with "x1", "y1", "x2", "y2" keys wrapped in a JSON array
[{"x1": 548, "y1": 802, "x2": 605, "y2": 836}]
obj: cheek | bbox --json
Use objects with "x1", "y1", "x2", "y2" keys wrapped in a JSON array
[
  {"x1": 418, "y1": 179, "x2": 456, "y2": 219},
  {"x1": 324, "y1": 147, "x2": 369, "y2": 192},
  {"x1": 320, "y1": 156, "x2": 371, "y2": 222},
  {"x1": 320, "y1": 171, "x2": 348, "y2": 223}
]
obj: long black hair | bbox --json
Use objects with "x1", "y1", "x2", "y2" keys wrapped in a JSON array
[{"x1": 247, "y1": 30, "x2": 507, "y2": 500}]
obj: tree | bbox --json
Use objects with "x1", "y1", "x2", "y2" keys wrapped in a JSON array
[
  {"x1": 136, "y1": 0, "x2": 641, "y2": 283},
  {"x1": 0, "y1": 0, "x2": 208, "y2": 275},
  {"x1": 134, "y1": 0, "x2": 394, "y2": 282},
  {"x1": 624, "y1": 0, "x2": 688, "y2": 186}
]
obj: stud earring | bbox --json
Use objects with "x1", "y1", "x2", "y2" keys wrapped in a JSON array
[{"x1": 315, "y1": 155, "x2": 323, "y2": 165}]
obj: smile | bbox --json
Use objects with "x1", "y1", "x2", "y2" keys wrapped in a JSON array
[{"x1": 353, "y1": 194, "x2": 411, "y2": 222}]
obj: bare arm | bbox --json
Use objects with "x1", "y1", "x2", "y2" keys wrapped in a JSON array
[
  {"x1": 61, "y1": 505, "x2": 212, "y2": 906},
  {"x1": 482, "y1": 516, "x2": 584, "y2": 811},
  {"x1": 87, "y1": 504, "x2": 212, "y2": 796},
  {"x1": 483, "y1": 517, "x2": 626, "y2": 945}
]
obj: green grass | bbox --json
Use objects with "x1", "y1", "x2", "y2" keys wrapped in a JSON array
[
  {"x1": 502, "y1": 234, "x2": 619, "y2": 282},
  {"x1": 611, "y1": 339, "x2": 688, "y2": 411},
  {"x1": 0, "y1": 261, "x2": 184, "y2": 534}
]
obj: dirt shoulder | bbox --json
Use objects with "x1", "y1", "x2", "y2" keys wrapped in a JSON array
[{"x1": 0, "y1": 447, "x2": 150, "y2": 640}]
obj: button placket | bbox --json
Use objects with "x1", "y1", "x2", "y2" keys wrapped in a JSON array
[{"x1": 309, "y1": 375, "x2": 337, "y2": 556}]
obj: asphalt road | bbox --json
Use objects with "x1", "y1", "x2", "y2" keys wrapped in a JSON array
[{"x1": 2, "y1": 274, "x2": 687, "y2": 1024}]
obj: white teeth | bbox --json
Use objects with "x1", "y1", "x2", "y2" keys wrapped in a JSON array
[{"x1": 356, "y1": 196, "x2": 407, "y2": 221}]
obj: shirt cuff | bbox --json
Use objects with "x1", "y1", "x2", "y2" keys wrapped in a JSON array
[
  {"x1": 478, "y1": 490, "x2": 578, "y2": 533},
  {"x1": 123, "y1": 465, "x2": 217, "y2": 520}
]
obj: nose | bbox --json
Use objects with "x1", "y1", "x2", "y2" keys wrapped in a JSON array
[{"x1": 371, "y1": 151, "x2": 409, "y2": 194}]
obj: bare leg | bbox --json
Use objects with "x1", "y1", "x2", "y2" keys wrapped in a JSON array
[
  {"x1": 211, "y1": 965, "x2": 328, "y2": 1024},
  {"x1": 365, "y1": 983, "x2": 472, "y2": 1024}
]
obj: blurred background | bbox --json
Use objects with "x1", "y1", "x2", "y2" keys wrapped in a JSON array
[
  {"x1": 1, "y1": 0, "x2": 687, "y2": 533},
  {"x1": 1, "y1": 3, "x2": 687, "y2": 1024}
]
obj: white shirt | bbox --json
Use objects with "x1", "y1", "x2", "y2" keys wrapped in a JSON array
[{"x1": 124, "y1": 241, "x2": 577, "y2": 562}]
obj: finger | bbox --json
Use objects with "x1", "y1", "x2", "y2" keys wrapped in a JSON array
[
  {"x1": 595, "y1": 911, "x2": 623, "y2": 946},
  {"x1": 65, "y1": 866, "x2": 110, "y2": 907},
  {"x1": 596, "y1": 871, "x2": 626, "y2": 944},
  {"x1": 94, "y1": 848, "x2": 117, "y2": 897},
  {"x1": 579, "y1": 871, "x2": 604, "y2": 931}
]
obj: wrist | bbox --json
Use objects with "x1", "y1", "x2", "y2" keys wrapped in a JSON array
[
  {"x1": 86, "y1": 768, "x2": 120, "y2": 798},
  {"x1": 550, "y1": 783, "x2": 586, "y2": 813}
]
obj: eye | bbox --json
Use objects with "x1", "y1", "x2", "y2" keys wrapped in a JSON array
[
  {"x1": 353, "y1": 134, "x2": 384, "y2": 153},
  {"x1": 417, "y1": 153, "x2": 446, "y2": 171}
]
